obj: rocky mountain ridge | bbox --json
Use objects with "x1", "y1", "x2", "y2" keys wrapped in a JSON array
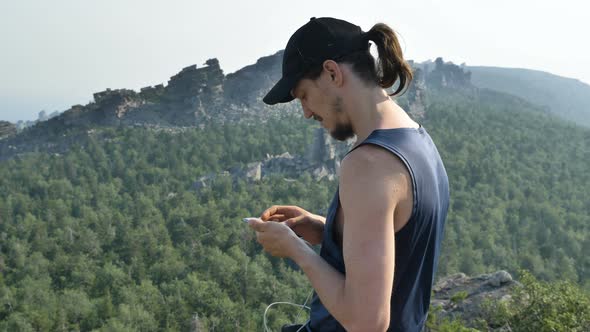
[{"x1": 0, "y1": 54, "x2": 471, "y2": 161}]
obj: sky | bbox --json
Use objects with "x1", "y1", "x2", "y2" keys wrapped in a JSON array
[{"x1": 1, "y1": 0, "x2": 588, "y2": 122}]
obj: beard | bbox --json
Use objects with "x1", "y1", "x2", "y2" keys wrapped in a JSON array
[
  {"x1": 330, "y1": 122, "x2": 354, "y2": 141},
  {"x1": 329, "y1": 96, "x2": 355, "y2": 141}
]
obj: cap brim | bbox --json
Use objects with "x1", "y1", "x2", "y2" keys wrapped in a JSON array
[{"x1": 263, "y1": 74, "x2": 301, "y2": 105}]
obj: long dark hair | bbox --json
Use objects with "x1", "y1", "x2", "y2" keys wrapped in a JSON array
[{"x1": 303, "y1": 23, "x2": 413, "y2": 97}]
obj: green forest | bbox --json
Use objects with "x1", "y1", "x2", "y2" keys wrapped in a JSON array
[{"x1": 0, "y1": 87, "x2": 589, "y2": 331}]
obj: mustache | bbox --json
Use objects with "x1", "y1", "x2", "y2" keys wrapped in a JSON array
[{"x1": 312, "y1": 114, "x2": 323, "y2": 121}]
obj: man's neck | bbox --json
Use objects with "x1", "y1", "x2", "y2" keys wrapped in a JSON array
[{"x1": 348, "y1": 89, "x2": 417, "y2": 148}]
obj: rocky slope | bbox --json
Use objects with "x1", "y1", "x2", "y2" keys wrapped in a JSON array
[{"x1": 430, "y1": 271, "x2": 516, "y2": 330}]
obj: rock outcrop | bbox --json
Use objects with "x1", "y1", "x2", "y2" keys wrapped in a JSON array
[
  {"x1": 29, "y1": 59, "x2": 227, "y2": 130},
  {"x1": 223, "y1": 51, "x2": 283, "y2": 106},
  {"x1": 430, "y1": 271, "x2": 517, "y2": 329},
  {"x1": 418, "y1": 57, "x2": 473, "y2": 90},
  {"x1": 193, "y1": 127, "x2": 353, "y2": 188},
  {"x1": 0, "y1": 121, "x2": 16, "y2": 140},
  {"x1": 404, "y1": 65, "x2": 427, "y2": 120}
]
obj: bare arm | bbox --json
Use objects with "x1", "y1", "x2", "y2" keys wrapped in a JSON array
[{"x1": 290, "y1": 144, "x2": 409, "y2": 331}]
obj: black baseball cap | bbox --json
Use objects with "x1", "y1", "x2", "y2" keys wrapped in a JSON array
[{"x1": 263, "y1": 17, "x2": 369, "y2": 105}]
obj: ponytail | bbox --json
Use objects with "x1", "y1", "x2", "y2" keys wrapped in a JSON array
[
  {"x1": 302, "y1": 22, "x2": 413, "y2": 97},
  {"x1": 365, "y1": 23, "x2": 413, "y2": 96}
]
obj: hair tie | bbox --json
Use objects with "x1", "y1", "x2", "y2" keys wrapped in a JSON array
[{"x1": 363, "y1": 30, "x2": 376, "y2": 42}]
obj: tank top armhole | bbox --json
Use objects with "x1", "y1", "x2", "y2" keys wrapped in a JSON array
[{"x1": 345, "y1": 140, "x2": 418, "y2": 225}]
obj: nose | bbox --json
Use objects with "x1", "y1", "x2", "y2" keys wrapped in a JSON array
[{"x1": 300, "y1": 101, "x2": 313, "y2": 119}]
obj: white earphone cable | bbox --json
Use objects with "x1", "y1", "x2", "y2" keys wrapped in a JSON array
[{"x1": 263, "y1": 289, "x2": 314, "y2": 332}]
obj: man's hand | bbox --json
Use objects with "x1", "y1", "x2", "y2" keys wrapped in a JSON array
[
  {"x1": 247, "y1": 218, "x2": 306, "y2": 258},
  {"x1": 260, "y1": 205, "x2": 325, "y2": 245}
]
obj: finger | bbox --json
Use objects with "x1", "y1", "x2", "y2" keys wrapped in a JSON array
[
  {"x1": 248, "y1": 218, "x2": 267, "y2": 232},
  {"x1": 260, "y1": 205, "x2": 282, "y2": 220},
  {"x1": 267, "y1": 214, "x2": 286, "y2": 221},
  {"x1": 261, "y1": 205, "x2": 299, "y2": 220},
  {"x1": 284, "y1": 216, "x2": 303, "y2": 227}
]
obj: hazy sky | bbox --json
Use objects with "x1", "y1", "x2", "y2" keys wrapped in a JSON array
[{"x1": 1, "y1": 0, "x2": 588, "y2": 122}]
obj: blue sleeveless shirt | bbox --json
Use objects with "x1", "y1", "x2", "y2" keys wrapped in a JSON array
[{"x1": 306, "y1": 126, "x2": 449, "y2": 332}]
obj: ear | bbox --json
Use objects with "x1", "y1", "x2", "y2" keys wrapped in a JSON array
[{"x1": 322, "y1": 60, "x2": 343, "y2": 86}]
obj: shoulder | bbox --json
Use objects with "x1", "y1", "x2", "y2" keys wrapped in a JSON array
[
  {"x1": 340, "y1": 143, "x2": 412, "y2": 203},
  {"x1": 341, "y1": 143, "x2": 409, "y2": 180}
]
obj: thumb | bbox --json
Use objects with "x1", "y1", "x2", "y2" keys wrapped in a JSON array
[{"x1": 284, "y1": 216, "x2": 302, "y2": 228}]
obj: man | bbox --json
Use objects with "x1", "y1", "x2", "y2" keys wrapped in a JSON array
[{"x1": 248, "y1": 17, "x2": 449, "y2": 332}]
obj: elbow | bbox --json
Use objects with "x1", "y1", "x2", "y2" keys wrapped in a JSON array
[{"x1": 344, "y1": 312, "x2": 390, "y2": 332}]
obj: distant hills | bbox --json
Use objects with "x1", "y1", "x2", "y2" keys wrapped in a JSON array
[{"x1": 468, "y1": 66, "x2": 590, "y2": 127}]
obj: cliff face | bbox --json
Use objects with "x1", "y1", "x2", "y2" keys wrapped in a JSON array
[
  {"x1": 0, "y1": 121, "x2": 16, "y2": 140},
  {"x1": 223, "y1": 51, "x2": 283, "y2": 106},
  {"x1": 193, "y1": 126, "x2": 353, "y2": 191}
]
